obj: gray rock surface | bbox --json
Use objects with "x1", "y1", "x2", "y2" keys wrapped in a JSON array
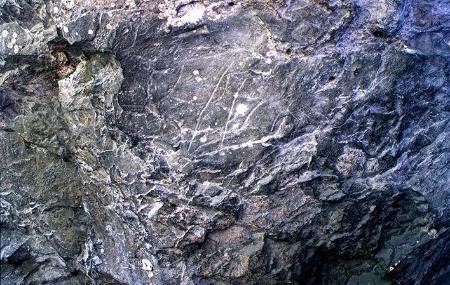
[{"x1": 0, "y1": 0, "x2": 449, "y2": 284}]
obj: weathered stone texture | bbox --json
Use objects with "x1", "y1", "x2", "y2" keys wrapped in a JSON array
[{"x1": 1, "y1": 0, "x2": 449, "y2": 284}]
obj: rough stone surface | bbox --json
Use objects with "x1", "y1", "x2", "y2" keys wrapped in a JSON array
[{"x1": 0, "y1": 0, "x2": 449, "y2": 284}]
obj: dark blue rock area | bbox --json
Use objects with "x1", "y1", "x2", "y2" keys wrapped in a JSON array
[{"x1": 0, "y1": 0, "x2": 449, "y2": 284}]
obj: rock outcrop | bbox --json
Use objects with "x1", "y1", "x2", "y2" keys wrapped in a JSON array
[{"x1": 1, "y1": 0, "x2": 449, "y2": 284}]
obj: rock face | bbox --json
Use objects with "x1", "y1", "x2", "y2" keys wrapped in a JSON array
[{"x1": 1, "y1": 0, "x2": 449, "y2": 284}]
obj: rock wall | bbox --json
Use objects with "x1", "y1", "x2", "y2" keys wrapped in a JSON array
[{"x1": 1, "y1": 0, "x2": 449, "y2": 284}]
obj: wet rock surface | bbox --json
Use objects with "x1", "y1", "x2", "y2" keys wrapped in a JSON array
[{"x1": 0, "y1": 0, "x2": 449, "y2": 284}]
